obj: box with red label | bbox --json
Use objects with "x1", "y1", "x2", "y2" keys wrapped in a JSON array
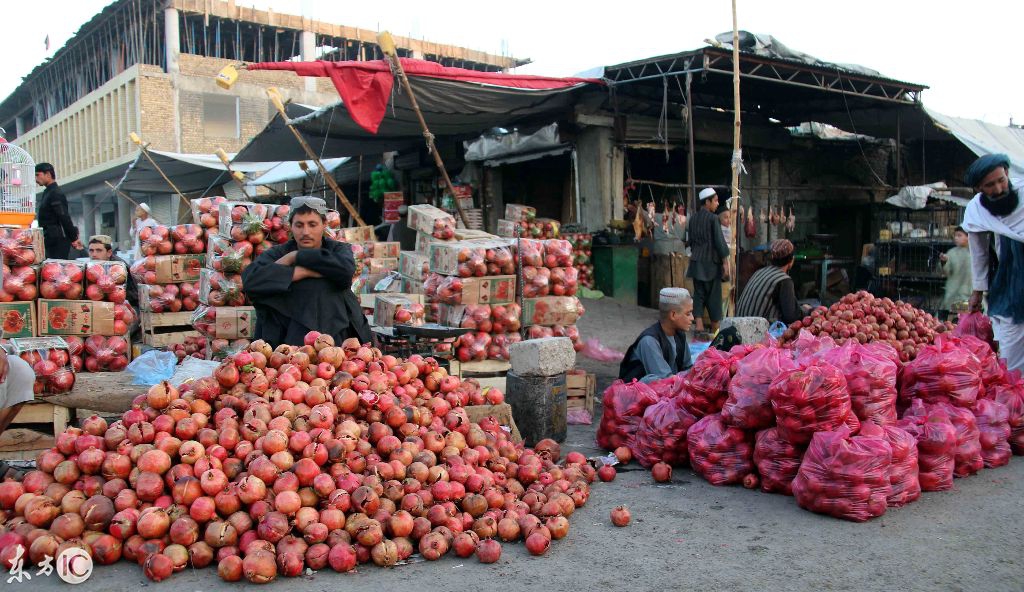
[
  {"x1": 130, "y1": 254, "x2": 205, "y2": 284},
  {"x1": 408, "y1": 204, "x2": 456, "y2": 238},
  {"x1": 504, "y1": 204, "x2": 536, "y2": 222},
  {"x1": 37, "y1": 300, "x2": 127, "y2": 336},
  {"x1": 429, "y1": 242, "x2": 486, "y2": 276},
  {"x1": 399, "y1": 251, "x2": 429, "y2": 281},
  {"x1": 365, "y1": 258, "x2": 399, "y2": 275},
  {"x1": 522, "y1": 296, "x2": 583, "y2": 326},
  {"x1": 0, "y1": 302, "x2": 36, "y2": 338},
  {"x1": 399, "y1": 275, "x2": 424, "y2": 294},
  {"x1": 361, "y1": 242, "x2": 401, "y2": 259},
  {"x1": 496, "y1": 219, "x2": 523, "y2": 238},
  {"x1": 416, "y1": 231, "x2": 454, "y2": 254},
  {"x1": 337, "y1": 226, "x2": 376, "y2": 243},
  {"x1": 373, "y1": 294, "x2": 427, "y2": 327},
  {"x1": 0, "y1": 226, "x2": 45, "y2": 266},
  {"x1": 191, "y1": 305, "x2": 256, "y2": 339},
  {"x1": 383, "y1": 192, "x2": 405, "y2": 211},
  {"x1": 424, "y1": 273, "x2": 516, "y2": 305}
]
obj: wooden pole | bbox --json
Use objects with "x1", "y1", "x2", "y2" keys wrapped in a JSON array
[
  {"x1": 129, "y1": 132, "x2": 191, "y2": 211},
  {"x1": 729, "y1": 0, "x2": 743, "y2": 313},
  {"x1": 685, "y1": 71, "x2": 697, "y2": 216},
  {"x1": 215, "y1": 148, "x2": 253, "y2": 200},
  {"x1": 265, "y1": 88, "x2": 367, "y2": 227},
  {"x1": 376, "y1": 32, "x2": 471, "y2": 229},
  {"x1": 103, "y1": 181, "x2": 141, "y2": 209}
]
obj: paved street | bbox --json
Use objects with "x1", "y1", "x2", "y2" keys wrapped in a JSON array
[{"x1": 19, "y1": 297, "x2": 1024, "y2": 592}]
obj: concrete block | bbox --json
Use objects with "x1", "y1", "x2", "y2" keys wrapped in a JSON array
[
  {"x1": 720, "y1": 317, "x2": 770, "y2": 345},
  {"x1": 509, "y1": 336, "x2": 576, "y2": 377}
]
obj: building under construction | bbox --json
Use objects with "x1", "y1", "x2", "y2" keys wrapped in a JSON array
[{"x1": 0, "y1": 0, "x2": 522, "y2": 249}]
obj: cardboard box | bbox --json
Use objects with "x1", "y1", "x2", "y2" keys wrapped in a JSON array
[
  {"x1": 37, "y1": 300, "x2": 118, "y2": 336},
  {"x1": 496, "y1": 219, "x2": 522, "y2": 238},
  {"x1": 399, "y1": 251, "x2": 429, "y2": 281},
  {"x1": 452, "y1": 229, "x2": 496, "y2": 241},
  {"x1": 353, "y1": 272, "x2": 402, "y2": 295},
  {"x1": 429, "y1": 242, "x2": 484, "y2": 276},
  {"x1": 408, "y1": 204, "x2": 455, "y2": 235},
  {"x1": 364, "y1": 258, "x2": 398, "y2": 275},
  {"x1": 399, "y1": 275, "x2": 424, "y2": 294},
  {"x1": 192, "y1": 306, "x2": 256, "y2": 339},
  {"x1": 522, "y1": 297, "x2": 582, "y2": 326},
  {"x1": 415, "y1": 231, "x2": 453, "y2": 254},
  {"x1": 504, "y1": 204, "x2": 536, "y2": 221},
  {"x1": 373, "y1": 294, "x2": 427, "y2": 327},
  {"x1": 0, "y1": 226, "x2": 45, "y2": 265},
  {"x1": 383, "y1": 210, "x2": 401, "y2": 223},
  {"x1": 339, "y1": 226, "x2": 376, "y2": 243},
  {"x1": 131, "y1": 254, "x2": 205, "y2": 284},
  {"x1": 360, "y1": 292, "x2": 423, "y2": 309},
  {"x1": 0, "y1": 301, "x2": 37, "y2": 338},
  {"x1": 382, "y1": 193, "x2": 405, "y2": 211},
  {"x1": 432, "y1": 275, "x2": 516, "y2": 305},
  {"x1": 361, "y1": 242, "x2": 401, "y2": 259}
]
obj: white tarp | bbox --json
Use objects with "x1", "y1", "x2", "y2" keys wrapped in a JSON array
[
  {"x1": 246, "y1": 157, "x2": 349, "y2": 187},
  {"x1": 927, "y1": 107, "x2": 1024, "y2": 181}
]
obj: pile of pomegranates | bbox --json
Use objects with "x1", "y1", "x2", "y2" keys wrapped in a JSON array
[
  {"x1": 139, "y1": 282, "x2": 201, "y2": 313},
  {"x1": 0, "y1": 264, "x2": 37, "y2": 301},
  {"x1": 780, "y1": 291, "x2": 953, "y2": 361},
  {"x1": 0, "y1": 332, "x2": 606, "y2": 583},
  {"x1": 14, "y1": 339, "x2": 76, "y2": 394},
  {"x1": 85, "y1": 261, "x2": 129, "y2": 304},
  {"x1": 0, "y1": 227, "x2": 41, "y2": 266},
  {"x1": 200, "y1": 270, "x2": 247, "y2": 308},
  {"x1": 190, "y1": 196, "x2": 228, "y2": 240},
  {"x1": 39, "y1": 260, "x2": 85, "y2": 300}
]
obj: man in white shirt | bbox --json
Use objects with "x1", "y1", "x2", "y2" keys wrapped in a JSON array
[
  {"x1": 961, "y1": 153, "x2": 1024, "y2": 372},
  {"x1": 0, "y1": 349, "x2": 37, "y2": 478}
]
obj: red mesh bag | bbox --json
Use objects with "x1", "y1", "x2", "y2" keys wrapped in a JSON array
[
  {"x1": 679, "y1": 348, "x2": 734, "y2": 417},
  {"x1": 686, "y1": 414, "x2": 754, "y2": 486},
  {"x1": 882, "y1": 424, "x2": 920, "y2": 507},
  {"x1": 989, "y1": 370, "x2": 1024, "y2": 454},
  {"x1": 768, "y1": 360, "x2": 851, "y2": 445},
  {"x1": 791, "y1": 424, "x2": 892, "y2": 522},
  {"x1": 897, "y1": 400, "x2": 957, "y2": 491},
  {"x1": 631, "y1": 397, "x2": 699, "y2": 467},
  {"x1": 823, "y1": 341, "x2": 899, "y2": 425},
  {"x1": 721, "y1": 347, "x2": 797, "y2": 430},
  {"x1": 926, "y1": 402, "x2": 984, "y2": 477},
  {"x1": 972, "y1": 398, "x2": 1011, "y2": 468},
  {"x1": 790, "y1": 330, "x2": 836, "y2": 363},
  {"x1": 953, "y1": 311, "x2": 996, "y2": 351},
  {"x1": 898, "y1": 338, "x2": 983, "y2": 408},
  {"x1": 596, "y1": 380, "x2": 659, "y2": 451},
  {"x1": 953, "y1": 334, "x2": 1006, "y2": 390},
  {"x1": 753, "y1": 427, "x2": 806, "y2": 495},
  {"x1": 648, "y1": 373, "x2": 687, "y2": 399}
]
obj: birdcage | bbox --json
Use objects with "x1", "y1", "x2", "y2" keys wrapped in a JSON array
[{"x1": 0, "y1": 133, "x2": 37, "y2": 226}]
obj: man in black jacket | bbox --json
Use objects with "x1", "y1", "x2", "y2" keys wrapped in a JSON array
[
  {"x1": 686, "y1": 187, "x2": 730, "y2": 333},
  {"x1": 242, "y1": 196, "x2": 371, "y2": 348},
  {"x1": 35, "y1": 163, "x2": 82, "y2": 259},
  {"x1": 619, "y1": 287, "x2": 694, "y2": 382}
]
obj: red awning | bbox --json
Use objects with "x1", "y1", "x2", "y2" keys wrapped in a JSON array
[{"x1": 247, "y1": 58, "x2": 603, "y2": 133}]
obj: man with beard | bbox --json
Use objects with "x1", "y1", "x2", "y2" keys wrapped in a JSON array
[
  {"x1": 961, "y1": 154, "x2": 1024, "y2": 372},
  {"x1": 242, "y1": 196, "x2": 371, "y2": 347}
]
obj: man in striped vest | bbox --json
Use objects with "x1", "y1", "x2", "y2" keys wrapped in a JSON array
[{"x1": 735, "y1": 239, "x2": 805, "y2": 325}]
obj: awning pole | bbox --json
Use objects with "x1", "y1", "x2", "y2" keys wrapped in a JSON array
[
  {"x1": 215, "y1": 148, "x2": 254, "y2": 200},
  {"x1": 729, "y1": 0, "x2": 743, "y2": 313},
  {"x1": 377, "y1": 31, "x2": 471, "y2": 229},
  {"x1": 265, "y1": 88, "x2": 366, "y2": 227},
  {"x1": 129, "y1": 132, "x2": 192, "y2": 211}
]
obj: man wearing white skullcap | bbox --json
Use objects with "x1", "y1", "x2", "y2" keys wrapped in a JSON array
[
  {"x1": 686, "y1": 188, "x2": 730, "y2": 333},
  {"x1": 619, "y1": 288, "x2": 695, "y2": 382},
  {"x1": 130, "y1": 202, "x2": 159, "y2": 259}
]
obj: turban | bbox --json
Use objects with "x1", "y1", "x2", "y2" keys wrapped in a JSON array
[
  {"x1": 964, "y1": 153, "x2": 1010, "y2": 188},
  {"x1": 698, "y1": 187, "x2": 717, "y2": 201}
]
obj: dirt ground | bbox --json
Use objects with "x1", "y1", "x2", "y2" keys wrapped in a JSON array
[{"x1": 20, "y1": 296, "x2": 1024, "y2": 592}]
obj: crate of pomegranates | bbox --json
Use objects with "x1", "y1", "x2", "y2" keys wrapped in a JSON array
[{"x1": 10, "y1": 336, "x2": 76, "y2": 395}]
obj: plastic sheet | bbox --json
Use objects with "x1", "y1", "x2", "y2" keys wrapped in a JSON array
[
  {"x1": 631, "y1": 396, "x2": 699, "y2": 467},
  {"x1": 580, "y1": 338, "x2": 625, "y2": 363},
  {"x1": 973, "y1": 398, "x2": 1012, "y2": 468},
  {"x1": 679, "y1": 348, "x2": 734, "y2": 417},
  {"x1": 899, "y1": 338, "x2": 983, "y2": 408},
  {"x1": 768, "y1": 360, "x2": 851, "y2": 445},
  {"x1": 823, "y1": 341, "x2": 899, "y2": 425},
  {"x1": 596, "y1": 379, "x2": 659, "y2": 451},
  {"x1": 897, "y1": 399, "x2": 957, "y2": 491},
  {"x1": 721, "y1": 346, "x2": 797, "y2": 430},
  {"x1": 882, "y1": 424, "x2": 921, "y2": 507},
  {"x1": 126, "y1": 349, "x2": 178, "y2": 385},
  {"x1": 687, "y1": 413, "x2": 755, "y2": 486},
  {"x1": 753, "y1": 427, "x2": 805, "y2": 495},
  {"x1": 791, "y1": 424, "x2": 892, "y2": 522}
]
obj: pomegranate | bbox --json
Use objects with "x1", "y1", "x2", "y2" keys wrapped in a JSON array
[
  {"x1": 651, "y1": 462, "x2": 672, "y2": 483},
  {"x1": 243, "y1": 549, "x2": 277, "y2": 584},
  {"x1": 476, "y1": 538, "x2": 502, "y2": 563},
  {"x1": 218, "y1": 555, "x2": 244, "y2": 581},
  {"x1": 597, "y1": 465, "x2": 616, "y2": 482},
  {"x1": 525, "y1": 531, "x2": 550, "y2": 556},
  {"x1": 610, "y1": 505, "x2": 631, "y2": 527},
  {"x1": 143, "y1": 553, "x2": 174, "y2": 582}
]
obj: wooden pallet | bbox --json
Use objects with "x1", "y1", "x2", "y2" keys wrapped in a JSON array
[
  {"x1": 11, "y1": 399, "x2": 71, "y2": 435},
  {"x1": 566, "y1": 372, "x2": 596, "y2": 413},
  {"x1": 141, "y1": 311, "x2": 198, "y2": 347},
  {"x1": 452, "y1": 359, "x2": 511, "y2": 377}
]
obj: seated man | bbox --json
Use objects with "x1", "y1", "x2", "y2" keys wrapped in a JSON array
[
  {"x1": 735, "y1": 239, "x2": 806, "y2": 325},
  {"x1": 0, "y1": 349, "x2": 38, "y2": 479},
  {"x1": 619, "y1": 288, "x2": 694, "y2": 383},
  {"x1": 242, "y1": 196, "x2": 371, "y2": 348},
  {"x1": 88, "y1": 234, "x2": 139, "y2": 309}
]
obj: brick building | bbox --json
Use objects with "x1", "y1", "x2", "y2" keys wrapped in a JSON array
[{"x1": 0, "y1": 0, "x2": 521, "y2": 251}]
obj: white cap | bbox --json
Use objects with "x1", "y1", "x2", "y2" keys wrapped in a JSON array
[
  {"x1": 138, "y1": 203, "x2": 152, "y2": 214},
  {"x1": 698, "y1": 187, "x2": 717, "y2": 201},
  {"x1": 659, "y1": 287, "x2": 691, "y2": 305}
]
